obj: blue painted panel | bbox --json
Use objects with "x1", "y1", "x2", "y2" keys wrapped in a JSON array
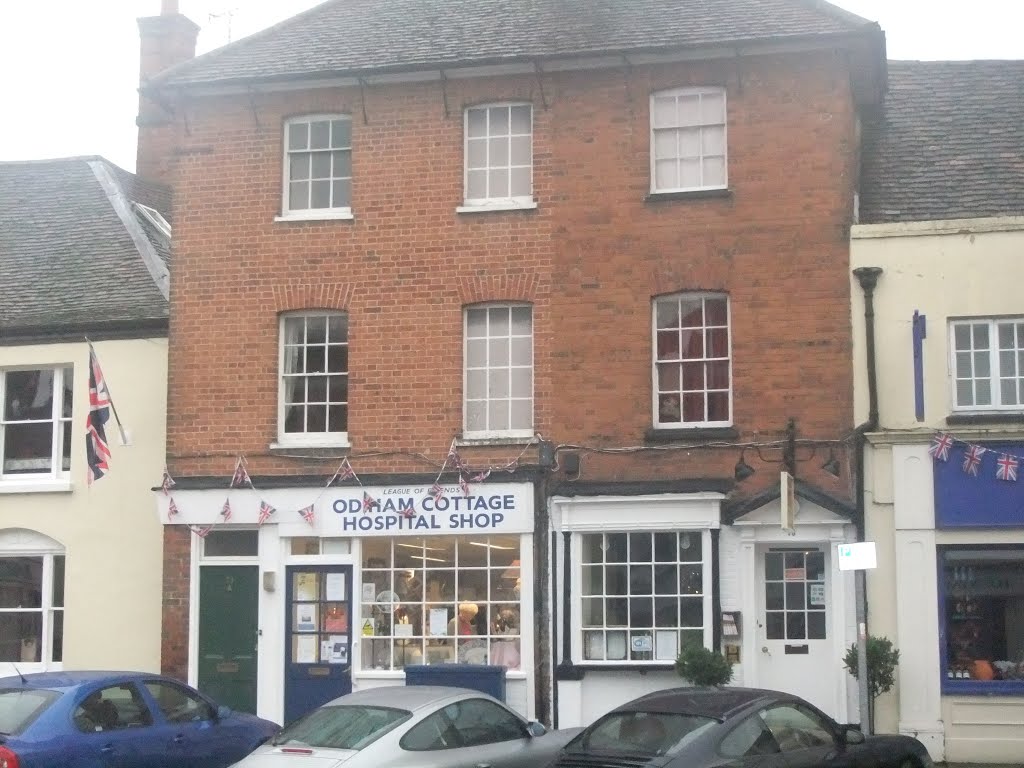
[{"x1": 933, "y1": 442, "x2": 1024, "y2": 528}]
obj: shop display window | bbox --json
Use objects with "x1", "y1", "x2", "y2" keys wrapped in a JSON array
[
  {"x1": 359, "y1": 536, "x2": 522, "y2": 671},
  {"x1": 941, "y1": 546, "x2": 1024, "y2": 688}
]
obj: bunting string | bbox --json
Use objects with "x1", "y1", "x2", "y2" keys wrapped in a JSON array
[{"x1": 930, "y1": 431, "x2": 1024, "y2": 483}]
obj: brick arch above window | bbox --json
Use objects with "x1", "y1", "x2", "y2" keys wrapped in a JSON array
[
  {"x1": 272, "y1": 282, "x2": 352, "y2": 313},
  {"x1": 457, "y1": 274, "x2": 539, "y2": 305}
]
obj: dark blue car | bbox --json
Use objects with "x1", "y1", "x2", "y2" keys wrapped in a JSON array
[{"x1": 0, "y1": 670, "x2": 279, "y2": 768}]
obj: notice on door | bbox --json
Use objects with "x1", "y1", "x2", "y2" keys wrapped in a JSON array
[{"x1": 809, "y1": 583, "x2": 826, "y2": 606}]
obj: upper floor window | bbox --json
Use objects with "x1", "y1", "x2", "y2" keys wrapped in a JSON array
[
  {"x1": 951, "y1": 318, "x2": 1024, "y2": 411},
  {"x1": 650, "y1": 87, "x2": 727, "y2": 193},
  {"x1": 1, "y1": 367, "x2": 73, "y2": 481},
  {"x1": 279, "y1": 312, "x2": 348, "y2": 446},
  {"x1": 464, "y1": 304, "x2": 533, "y2": 438},
  {"x1": 463, "y1": 104, "x2": 533, "y2": 209},
  {"x1": 653, "y1": 294, "x2": 731, "y2": 428},
  {"x1": 283, "y1": 116, "x2": 352, "y2": 218}
]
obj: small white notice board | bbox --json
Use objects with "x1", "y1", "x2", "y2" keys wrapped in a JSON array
[{"x1": 837, "y1": 541, "x2": 877, "y2": 571}]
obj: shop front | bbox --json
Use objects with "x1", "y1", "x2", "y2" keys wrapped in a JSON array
[{"x1": 158, "y1": 480, "x2": 536, "y2": 726}]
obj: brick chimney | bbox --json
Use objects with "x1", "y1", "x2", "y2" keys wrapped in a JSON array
[{"x1": 136, "y1": 0, "x2": 199, "y2": 184}]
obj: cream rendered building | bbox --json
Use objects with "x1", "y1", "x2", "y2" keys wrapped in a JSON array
[
  {"x1": 0, "y1": 158, "x2": 170, "y2": 676},
  {"x1": 852, "y1": 61, "x2": 1024, "y2": 763}
]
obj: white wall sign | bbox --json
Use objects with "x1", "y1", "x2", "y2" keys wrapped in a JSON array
[{"x1": 837, "y1": 541, "x2": 877, "y2": 571}]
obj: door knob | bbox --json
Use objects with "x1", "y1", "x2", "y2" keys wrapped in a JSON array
[{"x1": 761, "y1": 646, "x2": 771, "y2": 655}]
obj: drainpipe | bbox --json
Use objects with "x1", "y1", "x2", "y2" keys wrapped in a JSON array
[{"x1": 852, "y1": 266, "x2": 882, "y2": 734}]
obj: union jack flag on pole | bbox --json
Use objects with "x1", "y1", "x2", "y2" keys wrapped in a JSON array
[
  {"x1": 929, "y1": 432, "x2": 953, "y2": 462},
  {"x1": 85, "y1": 344, "x2": 119, "y2": 484},
  {"x1": 996, "y1": 453, "x2": 1018, "y2": 482},
  {"x1": 962, "y1": 444, "x2": 985, "y2": 476}
]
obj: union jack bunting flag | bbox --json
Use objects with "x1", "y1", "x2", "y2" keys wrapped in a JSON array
[
  {"x1": 401, "y1": 503, "x2": 416, "y2": 519},
  {"x1": 430, "y1": 482, "x2": 445, "y2": 503},
  {"x1": 85, "y1": 346, "x2": 113, "y2": 484},
  {"x1": 220, "y1": 499, "x2": 233, "y2": 522},
  {"x1": 962, "y1": 444, "x2": 985, "y2": 476},
  {"x1": 996, "y1": 453, "x2": 1019, "y2": 482},
  {"x1": 447, "y1": 445, "x2": 468, "y2": 473},
  {"x1": 188, "y1": 524, "x2": 213, "y2": 538},
  {"x1": 459, "y1": 474, "x2": 470, "y2": 497},
  {"x1": 299, "y1": 504, "x2": 316, "y2": 525},
  {"x1": 471, "y1": 469, "x2": 491, "y2": 483},
  {"x1": 929, "y1": 432, "x2": 954, "y2": 462},
  {"x1": 161, "y1": 467, "x2": 176, "y2": 495},
  {"x1": 258, "y1": 500, "x2": 276, "y2": 525},
  {"x1": 167, "y1": 498, "x2": 179, "y2": 518},
  {"x1": 230, "y1": 458, "x2": 251, "y2": 489},
  {"x1": 363, "y1": 492, "x2": 378, "y2": 512},
  {"x1": 329, "y1": 458, "x2": 357, "y2": 485}
]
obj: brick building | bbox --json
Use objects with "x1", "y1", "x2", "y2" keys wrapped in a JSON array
[{"x1": 140, "y1": 0, "x2": 885, "y2": 728}]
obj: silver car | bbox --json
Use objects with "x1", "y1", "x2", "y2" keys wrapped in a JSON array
[{"x1": 230, "y1": 686, "x2": 581, "y2": 768}]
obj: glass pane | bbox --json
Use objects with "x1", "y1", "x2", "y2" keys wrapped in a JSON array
[
  {"x1": 974, "y1": 351, "x2": 990, "y2": 378},
  {"x1": 680, "y1": 158, "x2": 701, "y2": 188},
  {"x1": 766, "y1": 612, "x2": 784, "y2": 640},
  {"x1": 584, "y1": 630, "x2": 604, "y2": 660},
  {"x1": 467, "y1": 108, "x2": 487, "y2": 138},
  {"x1": 52, "y1": 556, "x2": 65, "y2": 608},
  {"x1": 332, "y1": 179, "x2": 351, "y2": 207},
  {"x1": 806, "y1": 552, "x2": 825, "y2": 580},
  {"x1": 289, "y1": 181, "x2": 310, "y2": 209},
  {"x1": 679, "y1": 532, "x2": 702, "y2": 561},
  {"x1": 707, "y1": 328, "x2": 729, "y2": 358},
  {"x1": 630, "y1": 565, "x2": 652, "y2": 595},
  {"x1": 0, "y1": 613, "x2": 41, "y2": 662},
  {"x1": 606, "y1": 630, "x2": 628, "y2": 660},
  {"x1": 630, "y1": 597, "x2": 653, "y2": 628},
  {"x1": 61, "y1": 369, "x2": 73, "y2": 418},
  {"x1": 510, "y1": 105, "x2": 531, "y2": 134},
  {"x1": 657, "y1": 330, "x2": 680, "y2": 360},
  {"x1": 582, "y1": 598, "x2": 603, "y2": 625},
  {"x1": 467, "y1": 138, "x2": 487, "y2": 168},
  {"x1": 488, "y1": 169, "x2": 509, "y2": 198},
  {"x1": 467, "y1": 169, "x2": 487, "y2": 200},
  {"x1": 489, "y1": 307, "x2": 511, "y2": 335},
  {"x1": 973, "y1": 324, "x2": 989, "y2": 348},
  {"x1": 466, "y1": 338, "x2": 487, "y2": 367},
  {"x1": 203, "y1": 530, "x2": 259, "y2": 556},
  {"x1": 509, "y1": 399, "x2": 531, "y2": 430},
  {"x1": 311, "y1": 152, "x2": 331, "y2": 178},
  {"x1": 510, "y1": 368, "x2": 531, "y2": 398},
  {"x1": 606, "y1": 598, "x2": 628, "y2": 627},
  {"x1": 583, "y1": 535, "x2": 604, "y2": 564},
  {"x1": 679, "y1": 129, "x2": 700, "y2": 157},
  {"x1": 654, "y1": 159, "x2": 677, "y2": 189},
  {"x1": 605, "y1": 566, "x2": 627, "y2": 596},
  {"x1": 606, "y1": 534, "x2": 627, "y2": 563},
  {"x1": 679, "y1": 564, "x2": 702, "y2": 595},
  {"x1": 510, "y1": 135, "x2": 531, "y2": 165},
  {"x1": 52, "y1": 610, "x2": 64, "y2": 662},
  {"x1": 679, "y1": 597, "x2": 703, "y2": 627},
  {"x1": 583, "y1": 564, "x2": 604, "y2": 596},
  {"x1": 488, "y1": 338, "x2": 509, "y2": 366},
  {"x1": 630, "y1": 532, "x2": 653, "y2": 562},
  {"x1": 288, "y1": 122, "x2": 309, "y2": 150},
  {"x1": 808, "y1": 611, "x2": 826, "y2": 640},
  {"x1": 310, "y1": 120, "x2": 330, "y2": 149},
  {"x1": 976, "y1": 379, "x2": 992, "y2": 405},
  {"x1": 490, "y1": 106, "x2": 510, "y2": 135},
  {"x1": 510, "y1": 306, "x2": 532, "y2": 333},
  {"x1": 488, "y1": 137, "x2": 509, "y2": 166},
  {"x1": 953, "y1": 324, "x2": 971, "y2": 350},
  {"x1": 702, "y1": 126, "x2": 725, "y2": 155},
  {"x1": 956, "y1": 380, "x2": 973, "y2": 406},
  {"x1": 466, "y1": 401, "x2": 486, "y2": 431},
  {"x1": 652, "y1": 96, "x2": 676, "y2": 128},
  {"x1": 488, "y1": 369, "x2": 510, "y2": 398},
  {"x1": 654, "y1": 564, "x2": 676, "y2": 594},
  {"x1": 331, "y1": 118, "x2": 351, "y2": 148},
  {"x1": 487, "y1": 401, "x2": 509, "y2": 431},
  {"x1": 654, "y1": 130, "x2": 676, "y2": 160},
  {"x1": 510, "y1": 167, "x2": 531, "y2": 197},
  {"x1": 311, "y1": 180, "x2": 331, "y2": 208},
  {"x1": 1003, "y1": 379, "x2": 1019, "y2": 405},
  {"x1": 658, "y1": 363, "x2": 681, "y2": 391},
  {"x1": 707, "y1": 360, "x2": 730, "y2": 388},
  {"x1": 765, "y1": 553, "x2": 783, "y2": 581},
  {"x1": 289, "y1": 153, "x2": 311, "y2": 181},
  {"x1": 786, "y1": 612, "x2": 806, "y2": 640},
  {"x1": 765, "y1": 582, "x2": 784, "y2": 611},
  {"x1": 3, "y1": 424, "x2": 53, "y2": 474},
  {"x1": 0, "y1": 558, "x2": 42, "y2": 608},
  {"x1": 678, "y1": 95, "x2": 701, "y2": 125},
  {"x1": 654, "y1": 596, "x2": 677, "y2": 627},
  {"x1": 785, "y1": 582, "x2": 805, "y2": 609},
  {"x1": 654, "y1": 532, "x2": 677, "y2": 562},
  {"x1": 702, "y1": 91, "x2": 725, "y2": 122},
  {"x1": 466, "y1": 369, "x2": 486, "y2": 399}
]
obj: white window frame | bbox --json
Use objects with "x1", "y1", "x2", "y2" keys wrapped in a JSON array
[
  {"x1": 575, "y1": 529, "x2": 713, "y2": 665},
  {"x1": 279, "y1": 114, "x2": 354, "y2": 221},
  {"x1": 950, "y1": 318, "x2": 1024, "y2": 412},
  {"x1": 463, "y1": 303, "x2": 534, "y2": 440},
  {"x1": 275, "y1": 311, "x2": 350, "y2": 448},
  {"x1": 649, "y1": 86, "x2": 728, "y2": 194},
  {"x1": 652, "y1": 292, "x2": 732, "y2": 429},
  {"x1": 0, "y1": 550, "x2": 65, "y2": 669},
  {"x1": 0, "y1": 366, "x2": 73, "y2": 486},
  {"x1": 460, "y1": 103, "x2": 535, "y2": 212}
]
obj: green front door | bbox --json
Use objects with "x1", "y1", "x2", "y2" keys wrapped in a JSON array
[{"x1": 198, "y1": 565, "x2": 258, "y2": 713}]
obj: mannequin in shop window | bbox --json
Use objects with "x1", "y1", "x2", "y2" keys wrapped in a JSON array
[{"x1": 490, "y1": 607, "x2": 521, "y2": 670}]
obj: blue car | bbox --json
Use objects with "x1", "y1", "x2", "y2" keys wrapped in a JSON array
[{"x1": 0, "y1": 670, "x2": 278, "y2": 768}]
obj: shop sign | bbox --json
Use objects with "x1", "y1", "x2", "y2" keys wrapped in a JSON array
[
  {"x1": 326, "y1": 482, "x2": 534, "y2": 537},
  {"x1": 837, "y1": 542, "x2": 877, "y2": 571}
]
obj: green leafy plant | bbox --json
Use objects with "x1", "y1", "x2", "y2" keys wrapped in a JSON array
[
  {"x1": 843, "y1": 635, "x2": 900, "y2": 701},
  {"x1": 675, "y1": 644, "x2": 734, "y2": 687}
]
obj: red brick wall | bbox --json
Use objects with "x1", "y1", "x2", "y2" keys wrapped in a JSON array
[
  {"x1": 161, "y1": 524, "x2": 191, "y2": 681},
  {"x1": 159, "y1": 50, "x2": 857, "y2": 494}
]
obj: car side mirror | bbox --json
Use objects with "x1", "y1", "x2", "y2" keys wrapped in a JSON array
[
  {"x1": 527, "y1": 720, "x2": 547, "y2": 738},
  {"x1": 216, "y1": 705, "x2": 232, "y2": 722},
  {"x1": 844, "y1": 727, "x2": 865, "y2": 745}
]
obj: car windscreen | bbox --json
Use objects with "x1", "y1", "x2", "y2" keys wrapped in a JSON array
[
  {"x1": 567, "y1": 710, "x2": 717, "y2": 757},
  {"x1": 272, "y1": 705, "x2": 412, "y2": 750},
  {"x1": 0, "y1": 688, "x2": 61, "y2": 736}
]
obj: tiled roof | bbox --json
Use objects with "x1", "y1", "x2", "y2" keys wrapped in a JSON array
[
  {"x1": 0, "y1": 157, "x2": 170, "y2": 338},
  {"x1": 860, "y1": 60, "x2": 1024, "y2": 224},
  {"x1": 151, "y1": 0, "x2": 875, "y2": 88}
]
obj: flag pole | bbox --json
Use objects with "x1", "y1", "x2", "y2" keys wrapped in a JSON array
[{"x1": 85, "y1": 338, "x2": 129, "y2": 445}]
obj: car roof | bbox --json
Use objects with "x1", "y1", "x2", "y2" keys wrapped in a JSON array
[
  {"x1": 612, "y1": 687, "x2": 792, "y2": 720},
  {"x1": 325, "y1": 685, "x2": 493, "y2": 712},
  {"x1": 0, "y1": 670, "x2": 164, "y2": 692}
]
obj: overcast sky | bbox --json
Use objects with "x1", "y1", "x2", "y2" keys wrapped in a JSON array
[{"x1": 1, "y1": 0, "x2": 1021, "y2": 171}]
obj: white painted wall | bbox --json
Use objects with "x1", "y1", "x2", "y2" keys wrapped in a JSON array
[{"x1": 0, "y1": 338, "x2": 167, "y2": 675}]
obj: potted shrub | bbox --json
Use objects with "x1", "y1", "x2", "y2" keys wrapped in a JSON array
[
  {"x1": 675, "y1": 643, "x2": 734, "y2": 687},
  {"x1": 843, "y1": 635, "x2": 900, "y2": 729}
]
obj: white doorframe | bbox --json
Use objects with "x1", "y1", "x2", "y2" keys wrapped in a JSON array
[{"x1": 735, "y1": 517, "x2": 855, "y2": 723}]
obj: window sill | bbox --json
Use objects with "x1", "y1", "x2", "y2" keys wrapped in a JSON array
[
  {"x1": 945, "y1": 412, "x2": 1024, "y2": 426},
  {"x1": 645, "y1": 427, "x2": 738, "y2": 443},
  {"x1": 274, "y1": 210, "x2": 354, "y2": 223},
  {"x1": 941, "y1": 679, "x2": 1024, "y2": 696},
  {"x1": 0, "y1": 480, "x2": 72, "y2": 494},
  {"x1": 644, "y1": 188, "x2": 732, "y2": 203},
  {"x1": 457, "y1": 435, "x2": 537, "y2": 447},
  {"x1": 456, "y1": 201, "x2": 538, "y2": 214},
  {"x1": 268, "y1": 441, "x2": 351, "y2": 457},
  {"x1": 555, "y1": 662, "x2": 677, "y2": 679}
]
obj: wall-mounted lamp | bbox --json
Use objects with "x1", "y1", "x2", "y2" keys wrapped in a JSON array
[
  {"x1": 734, "y1": 451, "x2": 756, "y2": 482},
  {"x1": 821, "y1": 449, "x2": 841, "y2": 479},
  {"x1": 262, "y1": 571, "x2": 276, "y2": 593}
]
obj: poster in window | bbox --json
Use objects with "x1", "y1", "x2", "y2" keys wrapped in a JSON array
[
  {"x1": 295, "y1": 572, "x2": 318, "y2": 601},
  {"x1": 809, "y1": 583, "x2": 826, "y2": 606},
  {"x1": 324, "y1": 604, "x2": 348, "y2": 633},
  {"x1": 325, "y1": 573, "x2": 346, "y2": 601},
  {"x1": 295, "y1": 604, "x2": 317, "y2": 632},
  {"x1": 294, "y1": 635, "x2": 317, "y2": 664}
]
